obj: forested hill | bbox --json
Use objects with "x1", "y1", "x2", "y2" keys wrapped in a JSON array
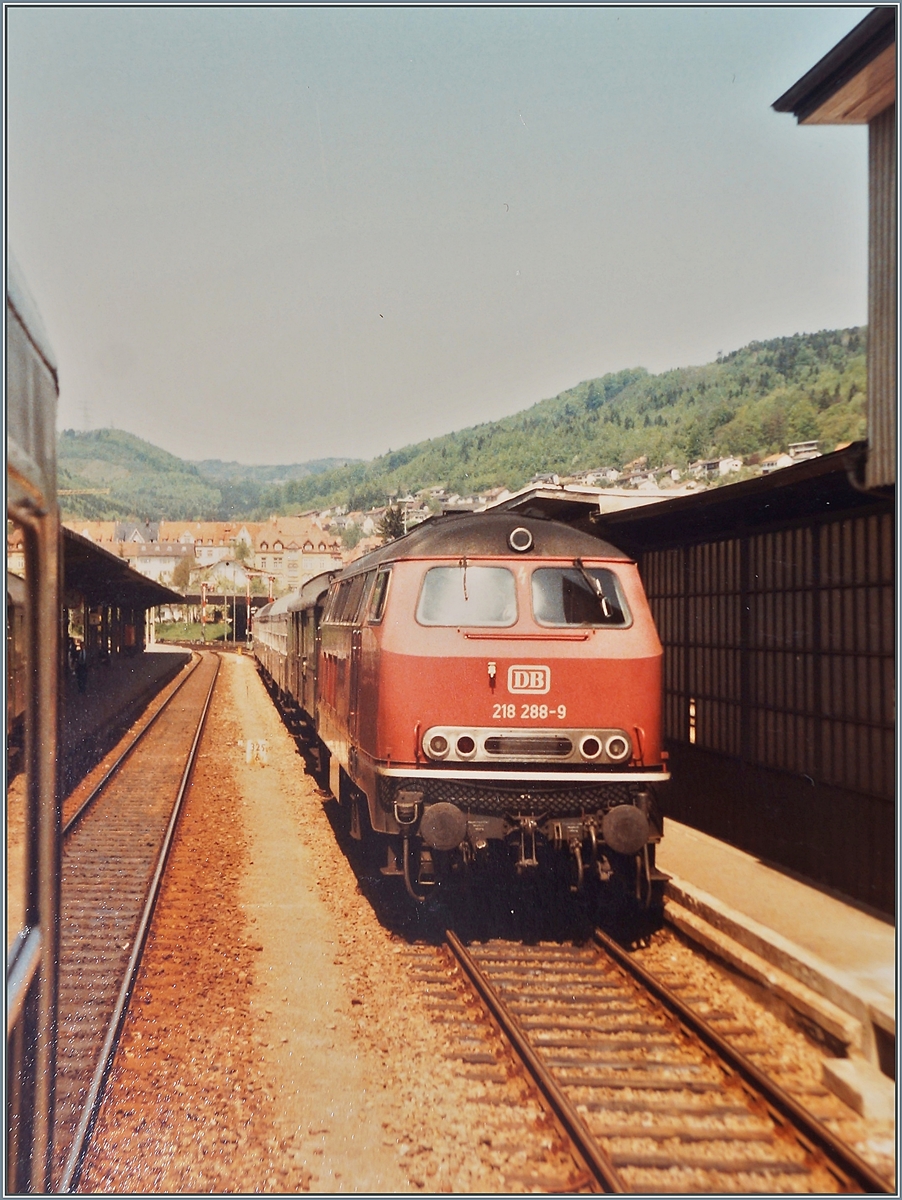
[
  {"x1": 58, "y1": 327, "x2": 865, "y2": 521},
  {"x1": 261, "y1": 326, "x2": 866, "y2": 513},
  {"x1": 56, "y1": 429, "x2": 356, "y2": 521}
]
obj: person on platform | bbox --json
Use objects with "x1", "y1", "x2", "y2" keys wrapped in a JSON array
[{"x1": 75, "y1": 640, "x2": 88, "y2": 693}]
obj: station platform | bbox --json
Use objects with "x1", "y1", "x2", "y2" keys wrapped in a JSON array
[
  {"x1": 61, "y1": 646, "x2": 192, "y2": 792},
  {"x1": 657, "y1": 819, "x2": 895, "y2": 1115}
]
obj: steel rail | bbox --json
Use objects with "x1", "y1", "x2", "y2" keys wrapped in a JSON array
[
  {"x1": 593, "y1": 927, "x2": 891, "y2": 1195},
  {"x1": 446, "y1": 930, "x2": 625, "y2": 1194},
  {"x1": 56, "y1": 653, "x2": 221, "y2": 1194},
  {"x1": 62, "y1": 653, "x2": 200, "y2": 838}
]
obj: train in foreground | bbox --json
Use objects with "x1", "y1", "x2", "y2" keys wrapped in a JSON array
[
  {"x1": 7, "y1": 253, "x2": 61, "y2": 1192},
  {"x1": 254, "y1": 512, "x2": 668, "y2": 905}
]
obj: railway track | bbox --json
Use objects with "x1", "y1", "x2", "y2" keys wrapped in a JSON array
[
  {"x1": 441, "y1": 930, "x2": 891, "y2": 1194},
  {"x1": 61, "y1": 654, "x2": 200, "y2": 833},
  {"x1": 51, "y1": 652, "x2": 220, "y2": 1193}
]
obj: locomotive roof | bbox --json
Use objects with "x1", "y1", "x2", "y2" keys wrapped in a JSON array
[
  {"x1": 265, "y1": 593, "x2": 296, "y2": 616},
  {"x1": 341, "y1": 512, "x2": 630, "y2": 577},
  {"x1": 287, "y1": 569, "x2": 339, "y2": 611}
]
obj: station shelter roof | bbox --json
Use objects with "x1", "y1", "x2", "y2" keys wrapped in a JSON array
[
  {"x1": 772, "y1": 7, "x2": 895, "y2": 124},
  {"x1": 63, "y1": 528, "x2": 183, "y2": 610}
]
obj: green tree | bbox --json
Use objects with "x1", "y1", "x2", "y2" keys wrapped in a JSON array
[
  {"x1": 378, "y1": 504, "x2": 406, "y2": 543},
  {"x1": 172, "y1": 555, "x2": 193, "y2": 593}
]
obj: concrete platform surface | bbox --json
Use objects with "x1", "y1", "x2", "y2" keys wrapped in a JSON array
[
  {"x1": 657, "y1": 820, "x2": 895, "y2": 1063},
  {"x1": 61, "y1": 646, "x2": 191, "y2": 772}
]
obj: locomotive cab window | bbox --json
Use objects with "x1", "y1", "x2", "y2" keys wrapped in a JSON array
[
  {"x1": 416, "y1": 565, "x2": 517, "y2": 627},
  {"x1": 531, "y1": 566, "x2": 631, "y2": 627},
  {"x1": 368, "y1": 569, "x2": 391, "y2": 623},
  {"x1": 323, "y1": 585, "x2": 340, "y2": 622},
  {"x1": 329, "y1": 572, "x2": 372, "y2": 624}
]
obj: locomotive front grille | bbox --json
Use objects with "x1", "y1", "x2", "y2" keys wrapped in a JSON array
[
  {"x1": 379, "y1": 774, "x2": 633, "y2": 819},
  {"x1": 483, "y1": 735, "x2": 573, "y2": 757},
  {"x1": 422, "y1": 725, "x2": 633, "y2": 765}
]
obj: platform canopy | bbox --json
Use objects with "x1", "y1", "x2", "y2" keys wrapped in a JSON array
[
  {"x1": 772, "y1": 7, "x2": 895, "y2": 124},
  {"x1": 63, "y1": 528, "x2": 183, "y2": 609}
]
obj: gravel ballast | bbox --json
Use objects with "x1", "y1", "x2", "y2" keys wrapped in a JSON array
[{"x1": 77, "y1": 651, "x2": 894, "y2": 1192}]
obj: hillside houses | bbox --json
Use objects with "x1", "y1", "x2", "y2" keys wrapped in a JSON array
[{"x1": 57, "y1": 436, "x2": 832, "y2": 596}]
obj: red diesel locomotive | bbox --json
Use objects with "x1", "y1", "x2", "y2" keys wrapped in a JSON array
[{"x1": 254, "y1": 511, "x2": 668, "y2": 904}]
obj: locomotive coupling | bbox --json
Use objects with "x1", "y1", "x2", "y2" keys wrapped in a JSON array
[{"x1": 394, "y1": 790, "x2": 422, "y2": 826}]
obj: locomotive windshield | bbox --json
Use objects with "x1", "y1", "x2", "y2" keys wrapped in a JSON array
[
  {"x1": 416, "y1": 566, "x2": 517, "y2": 627},
  {"x1": 531, "y1": 567, "x2": 631, "y2": 627}
]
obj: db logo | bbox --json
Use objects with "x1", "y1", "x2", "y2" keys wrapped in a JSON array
[{"x1": 508, "y1": 665, "x2": 551, "y2": 694}]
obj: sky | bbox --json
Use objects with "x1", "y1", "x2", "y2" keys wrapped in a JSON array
[{"x1": 7, "y1": 5, "x2": 871, "y2": 466}]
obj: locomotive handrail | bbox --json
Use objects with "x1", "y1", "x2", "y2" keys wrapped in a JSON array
[{"x1": 463, "y1": 630, "x2": 592, "y2": 640}]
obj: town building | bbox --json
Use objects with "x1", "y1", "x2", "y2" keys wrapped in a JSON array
[
  {"x1": 760, "y1": 452, "x2": 795, "y2": 474},
  {"x1": 158, "y1": 521, "x2": 256, "y2": 566},
  {"x1": 788, "y1": 441, "x2": 822, "y2": 462},
  {"x1": 116, "y1": 540, "x2": 195, "y2": 583},
  {"x1": 252, "y1": 515, "x2": 343, "y2": 595}
]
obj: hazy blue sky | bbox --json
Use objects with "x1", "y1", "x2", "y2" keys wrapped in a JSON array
[{"x1": 8, "y1": 5, "x2": 870, "y2": 465}]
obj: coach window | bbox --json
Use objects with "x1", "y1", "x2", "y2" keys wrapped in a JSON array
[
  {"x1": 531, "y1": 567, "x2": 631, "y2": 627},
  {"x1": 416, "y1": 566, "x2": 517, "y2": 627},
  {"x1": 368, "y1": 568, "x2": 391, "y2": 623}
]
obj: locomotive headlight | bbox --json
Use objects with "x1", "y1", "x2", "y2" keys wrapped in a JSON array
[
  {"x1": 579, "y1": 735, "x2": 603, "y2": 760},
  {"x1": 605, "y1": 733, "x2": 631, "y2": 762},
  {"x1": 456, "y1": 735, "x2": 477, "y2": 758},
  {"x1": 427, "y1": 733, "x2": 449, "y2": 759}
]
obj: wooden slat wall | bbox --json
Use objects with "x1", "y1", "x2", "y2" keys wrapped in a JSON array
[
  {"x1": 748, "y1": 526, "x2": 818, "y2": 781},
  {"x1": 866, "y1": 103, "x2": 896, "y2": 489},
  {"x1": 818, "y1": 511, "x2": 896, "y2": 800},
  {"x1": 643, "y1": 508, "x2": 894, "y2": 800}
]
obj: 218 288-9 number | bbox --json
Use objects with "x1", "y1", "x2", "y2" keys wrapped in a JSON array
[{"x1": 493, "y1": 702, "x2": 567, "y2": 720}]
